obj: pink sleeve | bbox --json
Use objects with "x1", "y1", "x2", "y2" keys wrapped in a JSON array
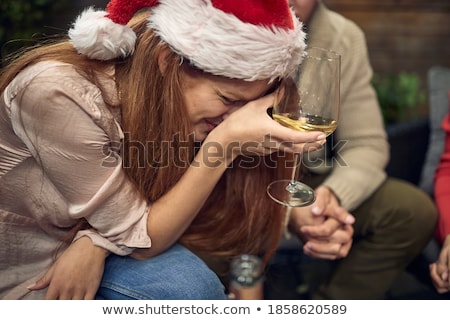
[
  {"x1": 434, "y1": 95, "x2": 450, "y2": 244},
  {"x1": 10, "y1": 65, "x2": 151, "y2": 255}
]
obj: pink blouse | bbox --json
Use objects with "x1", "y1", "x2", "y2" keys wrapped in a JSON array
[
  {"x1": 434, "y1": 92, "x2": 450, "y2": 244},
  {"x1": 0, "y1": 61, "x2": 151, "y2": 299}
]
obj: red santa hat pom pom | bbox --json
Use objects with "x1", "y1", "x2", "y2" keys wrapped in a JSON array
[{"x1": 68, "y1": 7, "x2": 137, "y2": 60}]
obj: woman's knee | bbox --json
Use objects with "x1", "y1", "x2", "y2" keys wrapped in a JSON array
[{"x1": 99, "y1": 244, "x2": 227, "y2": 300}]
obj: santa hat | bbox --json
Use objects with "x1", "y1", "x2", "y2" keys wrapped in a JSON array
[{"x1": 68, "y1": 0, "x2": 306, "y2": 81}]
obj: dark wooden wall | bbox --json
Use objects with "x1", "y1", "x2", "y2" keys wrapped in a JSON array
[{"x1": 323, "y1": 0, "x2": 450, "y2": 89}]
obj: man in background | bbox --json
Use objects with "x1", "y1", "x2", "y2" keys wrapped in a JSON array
[{"x1": 270, "y1": 0, "x2": 438, "y2": 299}]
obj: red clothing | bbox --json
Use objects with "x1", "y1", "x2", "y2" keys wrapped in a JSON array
[{"x1": 434, "y1": 100, "x2": 450, "y2": 243}]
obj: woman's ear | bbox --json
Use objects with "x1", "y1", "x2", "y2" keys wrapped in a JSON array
[{"x1": 157, "y1": 46, "x2": 171, "y2": 75}]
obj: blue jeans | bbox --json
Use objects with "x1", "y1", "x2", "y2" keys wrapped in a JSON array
[{"x1": 96, "y1": 244, "x2": 227, "y2": 300}]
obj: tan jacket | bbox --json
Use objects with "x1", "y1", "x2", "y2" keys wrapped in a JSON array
[
  {"x1": 304, "y1": 2, "x2": 389, "y2": 210},
  {"x1": 0, "y1": 61, "x2": 151, "y2": 299}
]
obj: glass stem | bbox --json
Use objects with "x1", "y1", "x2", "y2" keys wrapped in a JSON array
[
  {"x1": 287, "y1": 153, "x2": 301, "y2": 192},
  {"x1": 291, "y1": 153, "x2": 301, "y2": 182}
]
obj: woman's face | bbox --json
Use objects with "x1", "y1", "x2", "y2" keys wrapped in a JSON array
[{"x1": 180, "y1": 66, "x2": 275, "y2": 141}]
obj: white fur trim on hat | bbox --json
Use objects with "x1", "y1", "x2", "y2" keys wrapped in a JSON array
[
  {"x1": 68, "y1": 7, "x2": 137, "y2": 60},
  {"x1": 149, "y1": 0, "x2": 306, "y2": 81}
]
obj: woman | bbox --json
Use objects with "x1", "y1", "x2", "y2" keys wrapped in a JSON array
[
  {"x1": 0, "y1": 0, "x2": 329, "y2": 299},
  {"x1": 430, "y1": 92, "x2": 450, "y2": 294}
]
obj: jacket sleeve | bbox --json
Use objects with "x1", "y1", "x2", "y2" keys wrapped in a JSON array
[{"x1": 9, "y1": 64, "x2": 151, "y2": 255}]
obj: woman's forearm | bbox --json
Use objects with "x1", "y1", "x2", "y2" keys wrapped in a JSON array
[{"x1": 131, "y1": 140, "x2": 232, "y2": 259}]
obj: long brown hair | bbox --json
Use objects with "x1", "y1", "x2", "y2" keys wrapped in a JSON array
[
  {"x1": 0, "y1": 11, "x2": 290, "y2": 264},
  {"x1": 119, "y1": 14, "x2": 290, "y2": 264}
]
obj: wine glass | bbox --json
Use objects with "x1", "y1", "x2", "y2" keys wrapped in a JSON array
[{"x1": 267, "y1": 47, "x2": 341, "y2": 207}]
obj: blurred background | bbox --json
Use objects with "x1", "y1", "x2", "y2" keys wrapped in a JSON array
[{"x1": 326, "y1": 0, "x2": 450, "y2": 121}]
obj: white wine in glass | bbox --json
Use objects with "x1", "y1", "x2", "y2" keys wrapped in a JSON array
[{"x1": 267, "y1": 47, "x2": 340, "y2": 207}]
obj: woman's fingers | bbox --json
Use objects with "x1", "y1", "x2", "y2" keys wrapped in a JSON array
[
  {"x1": 429, "y1": 263, "x2": 450, "y2": 294},
  {"x1": 27, "y1": 268, "x2": 53, "y2": 291},
  {"x1": 219, "y1": 92, "x2": 327, "y2": 156}
]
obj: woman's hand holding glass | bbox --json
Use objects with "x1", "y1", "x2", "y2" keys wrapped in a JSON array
[
  {"x1": 204, "y1": 90, "x2": 326, "y2": 162},
  {"x1": 267, "y1": 47, "x2": 341, "y2": 207}
]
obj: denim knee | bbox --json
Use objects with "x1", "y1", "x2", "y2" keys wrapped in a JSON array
[{"x1": 97, "y1": 244, "x2": 227, "y2": 300}]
